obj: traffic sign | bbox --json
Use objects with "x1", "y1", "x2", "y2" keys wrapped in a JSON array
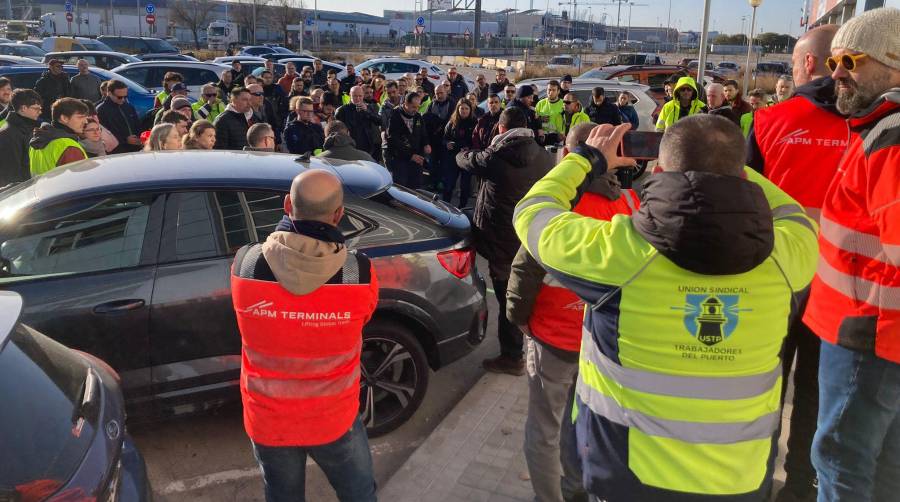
[
  {"x1": 146, "y1": 3, "x2": 155, "y2": 14},
  {"x1": 305, "y1": 17, "x2": 314, "y2": 26},
  {"x1": 65, "y1": 12, "x2": 73, "y2": 22},
  {"x1": 416, "y1": 16, "x2": 425, "y2": 26},
  {"x1": 414, "y1": 25, "x2": 425, "y2": 36},
  {"x1": 64, "y1": 2, "x2": 73, "y2": 12},
  {"x1": 464, "y1": 28, "x2": 470, "y2": 40},
  {"x1": 145, "y1": 13, "x2": 155, "y2": 25}
]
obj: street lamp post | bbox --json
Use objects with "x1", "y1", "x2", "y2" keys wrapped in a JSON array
[
  {"x1": 696, "y1": 0, "x2": 712, "y2": 84},
  {"x1": 744, "y1": 0, "x2": 762, "y2": 94}
]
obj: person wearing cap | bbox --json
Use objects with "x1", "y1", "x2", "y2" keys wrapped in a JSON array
[
  {"x1": 154, "y1": 83, "x2": 190, "y2": 125},
  {"x1": 559, "y1": 74, "x2": 573, "y2": 99},
  {"x1": 801, "y1": 8, "x2": 900, "y2": 501},
  {"x1": 193, "y1": 83, "x2": 226, "y2": 123},
  {"x1": 34, "y1": 59, "x2": 71, "y2": 121},
  {"x1": 585, "y1": 87, "x2": 623, "y2": 127},
  {"x1": 168, "y1": 97, "x2": 194, "y2": 122},
  {"x1": 96, "y1": 79, "x2": 142, "y2": 153},
  {"x1": 506, "y1": 85, "x2": 544, "y2": 144}
]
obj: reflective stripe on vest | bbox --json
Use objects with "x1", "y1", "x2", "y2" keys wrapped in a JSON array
[
  {"x1": 29, "y1": 137, "x2": 87, "y2": 176},
  {"x1": 820, "y1": 214, "x2": 889, "y2": 262},
  {"x1": 246, "y1": 364, "x2": 361, "y2": 399},
  {"x1": 816, "y1": 257, "x2": 900, "y2": 310}
]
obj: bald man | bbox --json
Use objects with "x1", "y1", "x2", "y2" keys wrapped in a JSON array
[
  {"x1": 335, "y1": 85, "x2": 382, "y2": 162},
  {"x1": 746, "y1": 24, "x2": 845, "y2": 502},
  {"x1": 231, "y1": 169, "x2": 378, "y2": 502},
  {"x1": 705, "y1": 83, "x2": 740, "y2": 125}
]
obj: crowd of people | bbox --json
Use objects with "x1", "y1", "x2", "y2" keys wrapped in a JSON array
[{"x1": 2, "y1": 7, "x2": 899, "y2": 502}]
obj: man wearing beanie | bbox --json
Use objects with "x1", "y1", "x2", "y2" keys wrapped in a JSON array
[
  {"x1": 802, "y1": 7, "x2": 900, "y2": 501},
  {"x1": 506, "y1": 85, "x2": 545, "y2": 144},
  {"x1": 559, "y1": 74, "x2": 573, "y2": 98}
]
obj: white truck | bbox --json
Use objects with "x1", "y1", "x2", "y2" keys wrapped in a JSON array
[
  {"x1": 207, "y1": 20, "x2": 238, "y2": 51},
  {"x1": 40, "y1": 12, "x2": 102, "y2": 37}
]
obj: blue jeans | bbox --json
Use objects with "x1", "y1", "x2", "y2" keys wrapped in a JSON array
[
  {"x1": 251, "y1": 417, "x2": 377, "y2": 502},
  {"x1": 812, "y1": 341, "x2": 900, "y2": 502}
]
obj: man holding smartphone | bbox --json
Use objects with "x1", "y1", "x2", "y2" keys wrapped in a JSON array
[{"x1": 335, "y1": 85, "x2": 383, "y2": 162}]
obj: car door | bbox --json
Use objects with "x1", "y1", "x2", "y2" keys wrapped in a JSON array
[
  {"x1": 116, "y1": 65, "x2": 156, "y2": 91},
  {"x1": 0, "y1": 192, "x2": 164, "y2": 402},
  {"x1": 147, "y1": 191, "x2": 261, "y2": 400},
  {"x1": 178, "y1": 67, "x2": 221, "y2": 99}
]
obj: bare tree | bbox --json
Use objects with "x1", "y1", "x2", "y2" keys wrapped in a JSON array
[
  {"x1": 170, "y1": 0, "x2": 218, "y2": 49},
  {"x1": 268, "y1": 0, "x2": 304, "y2": 47},
  {"x1": 232, "y1": 0, "x2": 271, "y2": 45}
]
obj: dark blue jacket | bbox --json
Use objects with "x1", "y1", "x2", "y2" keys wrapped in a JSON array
[{"x1": 283, "y1": 118, "x2": 325, "y2": 155}]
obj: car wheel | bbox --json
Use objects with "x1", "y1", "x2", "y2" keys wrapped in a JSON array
[{"x1": 359, "y1": 319, "x2": 429, "y2": 437}]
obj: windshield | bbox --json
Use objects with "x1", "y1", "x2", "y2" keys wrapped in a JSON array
[
  {"x1": 0, "y1": 323, "x2": 95, "y2": 495},
  {"x1": 145, "y1": 38, "x2": 178, "y2": 53},
  {"x1": 580, "y1": 68, "x2": 612, "y2": 79},
  {"x1": 13, "y1": 45, "x2": 44, "y2": 56},
  {"x1": 613, "y1": 54, "x2": 646, "y2": 65},
  {"x1": 81, "y1": 40, "x2": 113, "y2": 51},
  {"x1": 550, "y1": 57, "x2": 573, "y2": 65},
  {"x1": 92, "y1": 66, "x2": 150, "y2": 93},
  {"x1": 209, "y1": 27, "x2": 226, "y2": 36}
]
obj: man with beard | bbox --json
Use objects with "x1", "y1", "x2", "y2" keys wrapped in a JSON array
[
  {"x1": 278, "y1": 62, "x2": 299, "y2": 94},
  {"x1": 655, "y1": 77, "x2": 707, "y2": 131},
  {"x1": 745, "y1": 23, "x2": 842, "y2": 502},
  {"x1": 260, "y1": 70, "x2": 288, "y2": 128},
  {"x1": 446, "y1": 67, "x2": 468, "y2": 100},
  {"x1": 473, "y1": 94, "x2": 502, "y2": 149},
  {"x1": 311, "y1": 59, "x2": 329, "y2": 87},
  {"x1": 417, "y1": 67, "x2": 435, "y2": 98},
  {"x1": 506, "y1": 85, "x2": 544, "y2": 144},
  {"x1": 424, "y1": 83, "x2": 456, "y2": 189},
  {"x1": 339, "y1": 63, "x2": 357, "y2": 95},
  {"x1": 489, "y1": 68, "x2": 511, "y2": 96},
  {"x1": 34, "y1": 59, "x2": 70, "y2": 121},
  {"x1": 283, "y1": 96, "x2": 325, "y2": 156},
  {"x1": 802, "y1": 8, "x2": 900, "y2": 501},
  {"x1": 335, "y1": 85, "x2": 382, "y2": 162},
  {"x1": 473, "y1": 74, "x2": 489, "y2": 102},
  {"x1": 386, "y1": 92, "x2": 431, "y2": 188}
]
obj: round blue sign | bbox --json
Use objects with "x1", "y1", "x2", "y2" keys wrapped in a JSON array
[
  {"x1": 146, "y1": 3, "x2": 155, "y2": 14},
  {"x1": 416, "y1": 16, "x2": 426, "y2": 26},
  {"x1": 305, "y1": 18, "x2": 314, "y2": 26},
  {"x1": 64, "y1": 2, "x2": 73, "y2": 12}
]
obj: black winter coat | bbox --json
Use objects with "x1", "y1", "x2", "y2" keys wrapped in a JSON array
[
  {"x1": 386, "y1": 108, "x2": 428, "y2": 163},
  {"x1": 214, "y1": 109, "x2": 251, "y2": 150},
  {"x1": 585, "y1": 99, "x2": 623, "y2": 126},
  {"x1": 448, "y1": 74, "x2": 469, "y2": 100},
  {"x1": 334, "y1": 103, "x2": 382, "y2": 158},
  {"x1": 282, "y1": 118, "x2": 325, "y2": 155},
  {"x1": 96, "y1": 97, "x2": 141, "y2": 154},
  {"x1": 34, "y1": 71, "x2": 71, "y2": 120},
  {"x1": 317, "y1": 133, "x2": 376, "y2": 162},
  {"x1": 456, "y1": 128, "x2": 554, "y2": 279},
  {"x1": 443, "y1": 116, "x2": 476, "y2": 155},
  {"x1": 0, "y1": 113, "x2": 42, "y2": 184}
]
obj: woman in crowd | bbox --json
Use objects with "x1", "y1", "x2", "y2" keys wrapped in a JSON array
[
  {"x1": 79, "y1": 118, "x2": 107, "y2": 158},
  {"x1": 182, "y1": 120, "x2": 216, "y2": 150},
  {"x1": 441, "y1": 99, "x2": 477, "y2": 208},
  {"x1": 144, "y1": 123, "x2": 183, "y2": 151},
  {"x1": 465, "y1": 92, "x2": 485, "y2": 118}
]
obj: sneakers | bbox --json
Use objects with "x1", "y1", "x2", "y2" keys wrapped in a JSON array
[{"x1": 483, "y1": 354, "x2": 525, "y2": 376}]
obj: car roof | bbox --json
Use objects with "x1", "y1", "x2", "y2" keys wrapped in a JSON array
[
  {"x1": 0, "y1": 55, "x2": 39, "y2": 63},
  {"x1": 595, "y1": 64, "x2": 682, "y2": 72},
  {"x1": 114, "y1": 61, "x2": 228, "y2": 70},
  {"x1": 519, "y1": 77, "x2": 650, "y2": 91},
  {"x1": 45, "y1": 50, "x2": 133, "y2": 57},
  {"x1": 6, "y1": 151, "x2": 393, "y2": 210},
  {"x1": 0, "y1": 291, "x2": 22, "y2": 352}
]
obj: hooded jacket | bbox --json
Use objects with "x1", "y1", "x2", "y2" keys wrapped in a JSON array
[
  {"x1": 456, "y1": 127, "x2": 554, "y2": 279},
  {"x1": 804, "y1": 89, "x2": 900, "y2": 363},
  {"x1": 28, "y1": 122, "x2": 87, "y2": 175},
  {"x1": 655, "y1": 77, "x2": 708, "y2": 130},
  {"x1": 230, "y1": 219, "x2": 378, "y2": 447},
  {"x1": 513, "y1": 150, "x2": 818, "y2": 500},
  {"x1": 334, "y1": 102, "x2": 382, "y2": 158},
  {"x1": 386, "y1": 106, "x2": 428, "y2": 163},
  {"x1": 585, "y1": 98, "x2": 623, "y2": 126},
  {"x1": 747, "y1": 76, "x2": 848, "y2": 220},
  {"x1": 34, "y1": 70, "x2": 71, "y2": 119},
  {"x1": 96, "y1": 96, "x2": 142, "y2": 154},
  {"x1": 317, "y1": 133, "x2": 376, "y2": 162},
  {"x1": 0, "y1": 112, "x2": 42, "y2": 184}
]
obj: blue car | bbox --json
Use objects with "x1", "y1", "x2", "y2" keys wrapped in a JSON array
[{"x1": 0, "y1": 65, "x2": 155, "y2": 118}]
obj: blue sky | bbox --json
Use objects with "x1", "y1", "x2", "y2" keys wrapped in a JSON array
[{"x1": 317, "y1": 0, "x2": 806, "y2": 36}]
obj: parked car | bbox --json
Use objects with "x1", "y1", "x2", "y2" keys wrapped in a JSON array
[
  {"x1": 137, "y1": 53, "x2": 199, "y2": 62},
  {"x1": 111, "y1": 61, "x2": 230, "y2": 100},
  {"x1": 0, "y1": 55, "x2": 41, "y2": 66},
  {"x1": 754, "y1": 61, "x2": 790, "y2": 76},
  {"x1": 0, "y1": 291, "x2": 151, "y2": 502},
  {"x1": 209, "y1": 55, "x2": 289, "y2": 77},
  {"x1": 578, "y1": 65, "x2": 722, "y2": 102},
  {"x1": 276, "y1": 56, "x2": 344, "y2": 74},
  {"x1": 607, "y1": 53, "x2": 664, "y2": 66},
  {"x1": 239, "y1": 45, "x2": 282, "y2": 57},
  {"x1": 715, "y1": 61, "x2": 741, "y2": 77},
  {"x1": 0, "y1": 152, "x2": 488, "y2": 437},
  {"x1": 547, "y1": 54, "x2": 579, "y2": 70},
  {"x1": 0, "y1": 64, "x2": 155, "y2": 117},
  {"x1": 41, "y1": 36, "x2": 113, "y2": 52},
  {"x1": 517, "y1": 78, "x2": 660, "y2": 131},
  {"x1": 98, "y1": 36, "x2": 180, "y2": 56},
  {"x1": 0, "y1": 42, "x2": 45, "y2": 61},
  {"x1": 42, "y1": 50, "x2": 141, "y2": 70},
  {"x1": 339, "y1": 57, "x2": 443, "y2": 82}
]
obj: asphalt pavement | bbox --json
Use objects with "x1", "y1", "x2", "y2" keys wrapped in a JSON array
[{"x1": 130, "y1": 256, "x2": 500, "y2": 502}]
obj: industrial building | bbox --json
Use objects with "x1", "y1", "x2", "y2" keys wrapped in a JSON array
[{"x1": 805, "y1": 0, "x2": 899, "y2": 28}]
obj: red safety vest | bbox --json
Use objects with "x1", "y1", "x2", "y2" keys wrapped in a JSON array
[
  {"x1": 528, "y1": 189, "x2": 640, "y2": 352},
  {"x1": 231, "y1": 245, "x2": 378, "y2": 446},
  {"x1": 753, "y1": 94, "x2": 850, "y2": 221},
  {"x1": 804, "y1": 94, "x2": 900, "y2": 363}
]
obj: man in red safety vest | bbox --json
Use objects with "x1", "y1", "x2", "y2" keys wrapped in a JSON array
[
  {"x1": 507, "y1": 121, "x2": 640, "y2": 502},
  {"x1": 231, "y1": 169, "x2": 378, "y2": 502},
  {"x1": 745, "y1": 24, "x2": 846, "y2": 502}
]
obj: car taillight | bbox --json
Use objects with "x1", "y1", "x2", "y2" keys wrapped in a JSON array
[{"x1": 437, "y1": 248, "x2": 474, "y2": 279}]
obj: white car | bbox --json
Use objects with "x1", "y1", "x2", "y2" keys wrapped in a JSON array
[
  {"x1": 111, "y1": 61, "x2": 230, "y2": 100},
  {"x1": 276, "y1": 57, "x2": 344, "y2": 74},
  {"x1": 338, "y1": 57, "x2": 444, "y2": 83}
]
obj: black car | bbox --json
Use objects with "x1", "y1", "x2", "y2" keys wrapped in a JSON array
[
  {"x1": 0, "y1": 152, "x2": 487, "y2": 436},
  {"x1": 0, "y1": 291, "x2": 150, "y2": 501}
]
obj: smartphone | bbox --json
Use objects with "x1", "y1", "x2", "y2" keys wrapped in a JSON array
[{"x1": 621, "y1": 131, "x2": 664, "y2": 160}]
